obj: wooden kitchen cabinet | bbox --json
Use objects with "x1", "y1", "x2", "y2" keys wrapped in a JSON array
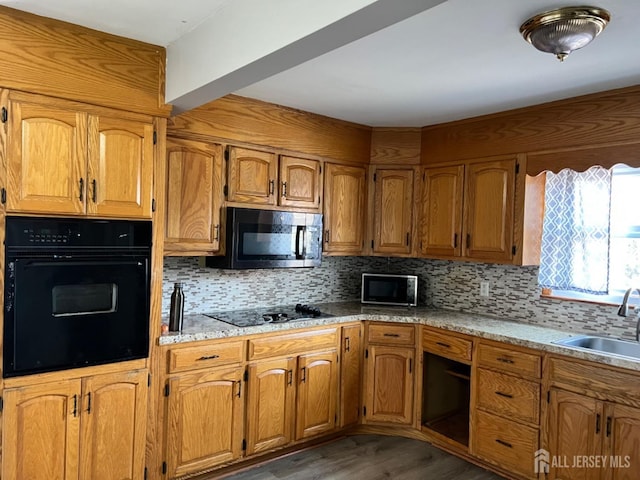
[
  {"x1": 2, "y1": 369, "x2": 148, "y2": 480},
  {"x1": 279, "y1": 155, "x2": 322, "y2": 210},
  {"x1": 323, "y1": 162, "x2": 366, "y2": 254},
  {"x1": 295, "y1": 349, "x2": 338, "y2": 440},
  {"x1": 164, "y1": 137, "x2": 224, "y2": 255},
  {"x1": 165, "y1": 366, "x2": 245, "y2": 477},
  {"x1": 545, "y1": 356, "x2": 640, "y2": 480},
  {"x1": 420, "y1": 156, "x2": 516, "y2": 262},
  {"x1": 371, "y1": 167, "x2": 415, "y2": 255},
  {"x1": 340, "y1": 324, "x2": 362, "y2": 427},
  {"x1": 246, "y1": 357, "x2": 297, "y2": 455},
  {"x1": 226, "y1": 146, "x2": 322, "y2": 211},
  {"x1": 6, "y1": 91, "x2": 154, "y2": 218}
]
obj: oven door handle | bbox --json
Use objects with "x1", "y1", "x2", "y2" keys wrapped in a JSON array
[{"x1": 295, "y1": 226, "x2": 306, "y2": 260}]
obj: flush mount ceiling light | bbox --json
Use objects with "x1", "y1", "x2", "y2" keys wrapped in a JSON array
[{"x1": 520, "y1": 6, "x2": 610, "y2": 61}]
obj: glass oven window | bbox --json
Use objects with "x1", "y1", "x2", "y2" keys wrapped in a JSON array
[{"x1": 52, "y1": 283, "x2": 117, "y2": 316}]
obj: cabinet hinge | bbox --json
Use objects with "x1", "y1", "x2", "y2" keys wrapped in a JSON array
[
  {"x1": 547, "y1": 391, "x2": 550, "y2": 403},
  {"x1": 334, "y1": 414, "x2": 337, "y2": 423},
  {"x1": 422, "y1": 171, "x2": 426, "y2": 181},
  {"x1": 0, "y1": 396, "x2": 3, "y2": 412},
  {"x1": 144, "y1": 467, "x2": 148, "y2": 480},
  {"x1": 363, "y1": 406, "x2": 367, "y2": 416},
  {"x1": 164, "y1": 384, "x2": 170, "y2": 397},
  {"x1": 512, "y1": 245, "x2": 516, "y2": 255},
  {"x1": 515, "y1": 163, "x2": 520, "y2": 174},
  {"x1": 371, "y1": 240, "x2": 374, "y2": 249},
  {"x1": 1, "y1": 187, "x2": 6, "y2": 205},
  {"x1": 152, "y1": 198, "x2": 156, "y2": 212},
  {"x1": 373, "y1": 173, "x2": 377, "y2": 182},
  {"x1": 242, "y1": 439, "x2": 247, "y2": 451},
  {"x1": 319, "y1": 165, "x2": 322, "y2": 174},
  {"x1": 1, "y1": 107, "x2": 7, "y2": 123},
  {"x1": 365, "y1": 348, "x2": 368, "y2": 359},
  {"x1": 244, "y1": 369, "x2": 248, "y2": 382},
  {"x1": 153, "y1": 130, "x2": 157, "y2": 145},
  {"x1": 162, "y1": 462, "x2": 167, "y2": 475},
  {"x1": 147, "y1": 373, "x2": 151, "y2": 387},
  {"x1": 318, "y1": 195, "x2": 320, "y2": 205},
  {"x1": 223, "y1": 185, "x2": 228, "y2": 197},
  {"x1": 224, "y1": 147, "x2": 230, "y2": 161}
]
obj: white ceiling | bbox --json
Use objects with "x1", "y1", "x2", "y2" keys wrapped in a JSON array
[{"x1": 3, "y1": 0, "x2": 640, "y2": 126}]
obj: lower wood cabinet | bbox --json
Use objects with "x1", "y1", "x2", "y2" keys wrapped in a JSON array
[
  {"x1": 2, "y1": 369, "x2": 148, "y2": 480},
  {"x1": 165, "y1": 366, "x2": 245, "y2": 477},
  {"x1": 340, "y1": 324, "x2": 362, "y2": 427},
  {"x1": 363, "y1": 344, "x2": 415, "y2": 425},
  {"x1": 246, "y1": 357, "x2": 297, "y2": 455},
  {"x1": 547, "y1": 388, "x2": 640, "y2": 480}
]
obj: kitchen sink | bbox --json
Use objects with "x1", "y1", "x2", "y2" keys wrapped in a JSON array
[{"x1": 553, "y1": 335, "x2": 640, "y2": 360}]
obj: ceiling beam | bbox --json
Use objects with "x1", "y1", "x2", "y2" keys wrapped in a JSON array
[{"x1": 166, "y1": 0, "x2": 445, "y2": 114}]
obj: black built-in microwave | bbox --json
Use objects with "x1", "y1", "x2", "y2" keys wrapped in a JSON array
[{"x1": 206, "y1": 207, "x2": 323, "y2": 269}]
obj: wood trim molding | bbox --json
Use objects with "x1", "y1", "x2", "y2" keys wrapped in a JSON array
[
  {"x1": 168, "y1": 95, "x2": 372, "y2": 165},
  {"x1": 0, "y1": 6, "x2": 170, "y2": 117},
  {"x1": 421, "y1": 85, "x2": 640, "y2": 169}
]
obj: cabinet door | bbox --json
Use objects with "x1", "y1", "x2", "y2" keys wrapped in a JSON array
[
  {"x1": 246, "y1": 357, "x2": 296, "y2": 455},
  {"x1": 421, "y1": 165, "x2": 464, "y2": 257},
  {"x1": 364, "y1": 345, "x2": 414, "y2": 425},
  {"x1": 165, "y1": 138, "x2": 224, "y2": 255},
  {"x1": 87, "y1": 115, "x2": 154, "y2": 218},
  {"x1": 547, "y1": 389, "x2": 603, "y2": 480},
  {"x1": 79, "y1": 370, "x2": 148, "y2": 480},
  {"x1": 373, "y1": 169, "x2": 414, "y2": 254},
  {"x1": 604, "y1": 403, "x2": 640, "y2": 480},
  {"x1": 166, "y1": 366, "x2": 245, "y2": 477},
  {"x1": 279, "y1": 155, "x2": 321, "y2": 210},
  {"x1": 323, "y1": 163, "x2": 366, "y2": 254},
  {"x1": 340, "y1": 325, "x2": 362, "y2": 427},
  {"x1": 296, "y1": 349, "x2": 338, "y2": 440},
  {"x1": 2, "y1": 380, "x2": 81, "y2": 480},
  {"x1": 463, "y1": 159, "x2": 515, "y2": 260},
  {"x1": 7, "y1": 96, "x2": 87, "y2": 214},
  {"x1": 227, "y1": 146, "x2": 277, "y2": 205}
]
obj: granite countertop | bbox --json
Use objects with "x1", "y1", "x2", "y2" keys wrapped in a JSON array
[{"x1": 159, "y1": 301, "x2": 640, "y2": 372}]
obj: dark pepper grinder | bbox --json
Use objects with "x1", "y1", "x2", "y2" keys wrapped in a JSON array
[{"x1": 169, "y1": 282, "x2": 185, "y2": 332}]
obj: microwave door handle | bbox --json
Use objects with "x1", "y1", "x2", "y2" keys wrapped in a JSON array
[{"x1": 295, "y1": 226, "x2": 306, "y2": 259}]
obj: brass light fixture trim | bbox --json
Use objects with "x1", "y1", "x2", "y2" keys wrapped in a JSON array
[{"x1": 520, "y1": 6, "x2": 610, "y2": 61}]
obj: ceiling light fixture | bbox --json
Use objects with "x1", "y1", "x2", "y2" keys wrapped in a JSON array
[{"x1": 520, "y1": 6, "x2": 610, "y2": 62}]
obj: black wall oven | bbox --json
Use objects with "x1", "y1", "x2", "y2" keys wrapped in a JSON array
[{"x1": 3, "y1": 216, "x2": 152, "y2": 378}]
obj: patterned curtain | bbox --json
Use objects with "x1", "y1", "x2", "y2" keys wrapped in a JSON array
[{"x1": 538, "y1": 166, "x2": 612, "y2": 294}]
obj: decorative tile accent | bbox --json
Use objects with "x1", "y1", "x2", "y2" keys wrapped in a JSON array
[{"x1": 163, "y1": 256, "x2": 637, "y2": 340}]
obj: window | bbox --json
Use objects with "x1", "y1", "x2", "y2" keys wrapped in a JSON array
[{"x1": 538, "y1": 164, "x2": 640, "y2": 302}]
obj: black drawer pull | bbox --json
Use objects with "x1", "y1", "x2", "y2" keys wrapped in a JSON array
[
  {"x1": 495, "y1": 391, "x2": 513, "y2": 399},
  {"x1": 197, "y1": 354, "x2": 220, "y2": 361},
  {"x1": 596, "y1": 413, "x2": 601, "y2": 434},
  {"x1": 436, "y1": 342, "x2": 451, "y2": 348},
  {"x1": 497, "y1": 357, "x2": 515, "y2": 364},
  {"x1": 288, "y1": 369, "x2": 293, "y2": 386},
  {"x1": 345, "y1": 337, "x2": 350, "y2": 352},
  {"x1": 495, "y1": 439, "x2": 513, "y2": 449},
  {"x1": 384, "y1": 333, "x2": 400, "y2": 337},
  {"x1": 606, "y1": 416, "x2": 612, "y2": 437}
]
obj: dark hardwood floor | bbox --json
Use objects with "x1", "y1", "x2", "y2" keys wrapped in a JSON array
[{"x1": 215, "y1": 435, "x2": 504, "y2": 480}]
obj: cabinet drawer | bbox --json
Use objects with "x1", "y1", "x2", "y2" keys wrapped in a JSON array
[
  {"x1": 248, "y1": 328, "x2": 338, "y2": 360},
  {"x1": 168, "y1": 340, "x2": 245, "y2": 373},
  {"x1": 477, "y1": 343, "x2": 541, "y2": 378},
  {"x1": 368, "y1": 324, "x2": 415, "y2": 346},
  {"x1": 473, "y1": 410, "x2": 538, "y2": 479},
  {"x1": 422, "y1": 328, "x2": 471, "y2": 362},
  {"x1": 476, "y1": 368, "x2": 540, "y2": 424}
]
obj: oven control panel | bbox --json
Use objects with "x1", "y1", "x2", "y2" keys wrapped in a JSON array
[{"x1": 22, "y1": 228, "x2": 70, "y2": 245}]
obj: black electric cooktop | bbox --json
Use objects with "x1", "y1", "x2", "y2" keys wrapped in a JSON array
[{"x1": 204, "y1": 304, "x2": 333, "y2": 328}]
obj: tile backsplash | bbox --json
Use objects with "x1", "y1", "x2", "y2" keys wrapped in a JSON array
[{"x1": 163, "y1": 256, "x2": 636, "y2": 339}]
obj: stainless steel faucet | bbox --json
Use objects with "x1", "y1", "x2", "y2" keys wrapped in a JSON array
[{"x1": 617, "y1": 288, "x2": 640, "y2": 341}]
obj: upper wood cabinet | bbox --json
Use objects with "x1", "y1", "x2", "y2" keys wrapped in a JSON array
[
  {"x1": 226, "y1": 146, "x2": 321, "y2": 211},
  {"x1": 371, "y1": 168, "x2": 415, "y2": 255},
  {"x1": 2, "y1": 369, "x2": 147, "y2": 480},
  {"x1": 323, "y1": 163, "x2": 366, "y2": 254},
  {"x1": 420, "y1": 156, "x2": 517, "y2": 263},
  {"x1": 6, "y1": 92, "x2": 154, "y2": 218},
  {"x1": 164, "y1": 137, "x2": 224, "y2": 256}
]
